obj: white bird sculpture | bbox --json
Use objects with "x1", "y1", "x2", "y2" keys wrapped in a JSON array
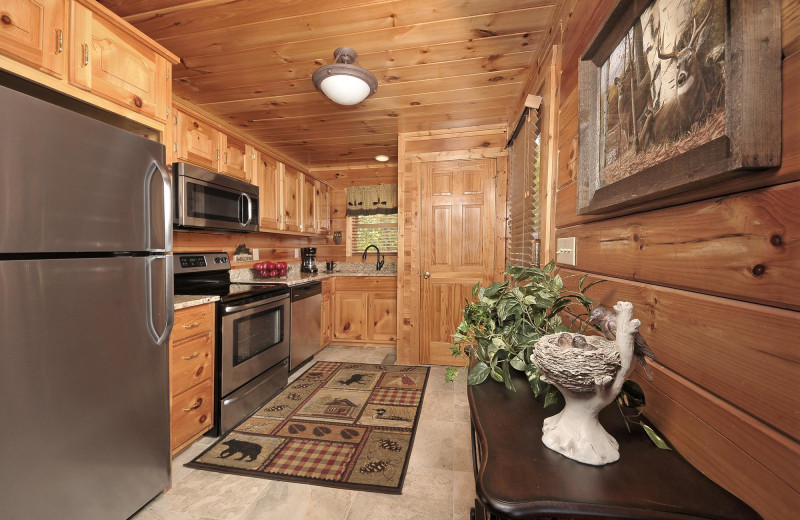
[{"x1": 532, "y1": 301, "x2": 641, "y2": 466}]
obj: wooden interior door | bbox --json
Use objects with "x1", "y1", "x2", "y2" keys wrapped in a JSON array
[{"x1": 420, "y1": 159, "x2": 496, "y2": 365}]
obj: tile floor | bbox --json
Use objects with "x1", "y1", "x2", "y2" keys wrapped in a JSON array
[{"x1": 132, "y1": 345, "x2": 476, "y2": 520}]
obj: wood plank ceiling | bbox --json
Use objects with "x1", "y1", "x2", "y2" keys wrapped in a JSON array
[{"x1": 98, "y1": 0, "x2": 562, "y2": 169}]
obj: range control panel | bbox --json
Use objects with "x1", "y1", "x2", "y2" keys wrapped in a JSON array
[{"x1": 173, "y1": 252, "x2": 230, "y2": 274}]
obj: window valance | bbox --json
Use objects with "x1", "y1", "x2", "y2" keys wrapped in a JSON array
[{"x1": 345, "y1": 184, "x2": 398, "y2": 216}]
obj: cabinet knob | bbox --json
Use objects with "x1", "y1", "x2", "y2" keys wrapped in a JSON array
[{"x1": 423, "y1": 272, "x2": 430, "y2": 279}]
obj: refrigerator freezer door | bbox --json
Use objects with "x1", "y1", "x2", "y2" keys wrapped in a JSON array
[
  {"x1": 0, "y1": 84, "x2": 171, "y2": 254},
  {"x1": 0, "y1": 257, "x2": 172, "y2": 520}
]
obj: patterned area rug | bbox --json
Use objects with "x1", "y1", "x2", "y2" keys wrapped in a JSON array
[{"x1": 187, "y1": 361, "x2": 429, "y2": 494}]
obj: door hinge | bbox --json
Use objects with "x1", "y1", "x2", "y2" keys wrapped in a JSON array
[
  {"x1": 173, "y1": 115, "x2": 178, "y2": 125},
  {"x1": 167, "y1": 69, "x2": 170, "y2": 80},
  {"x1": 166, "y1": 107, "x2": 170, "y2": 117}
]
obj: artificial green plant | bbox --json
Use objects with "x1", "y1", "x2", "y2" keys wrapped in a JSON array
[{"x1": 446, "y1": 261, "x2": 669, "y2": 449}]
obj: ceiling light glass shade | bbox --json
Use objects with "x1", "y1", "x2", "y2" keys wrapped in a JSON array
[
  {"x1": 375, "y1": 155, "x2": 389, "y2": 162},
  {"x1": 312, "y1": 47, "x2": 378, "y2": 105}
]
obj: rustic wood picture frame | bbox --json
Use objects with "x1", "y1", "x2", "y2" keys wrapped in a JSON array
[{"x1": 577, "y1": 0, "x2": 781, "y2": 215}]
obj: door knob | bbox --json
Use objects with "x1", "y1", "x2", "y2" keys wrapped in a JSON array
[{"x1": 423, "y1": 272, "x2": 430, "y2": 279}]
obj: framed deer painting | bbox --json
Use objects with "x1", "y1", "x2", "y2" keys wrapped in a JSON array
[{"x1": 577, "y1": 0, "x2": 781, "y2": 214}]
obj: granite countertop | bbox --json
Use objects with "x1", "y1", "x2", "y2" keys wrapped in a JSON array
[
  {"x1": 174, "y1": 263, "x2": 396, "y2": 309},
  {"x1": 174, "y1": 295, "x2": 220, "y2": 310},
  {"x1": 230, "y1": 262, "x2": 397, "y2": 287}
]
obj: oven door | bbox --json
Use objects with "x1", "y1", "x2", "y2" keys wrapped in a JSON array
[{"x1": 219, "y1": 293, "x2": 289, "y2": 397}]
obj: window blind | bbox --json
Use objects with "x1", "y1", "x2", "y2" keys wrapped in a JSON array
[
  {"x1": 349, "y1": 214, "x2": 398, "y2": 254},
  {"x1": 507, "y1": 109, "x2": 541, "y2": 267}
]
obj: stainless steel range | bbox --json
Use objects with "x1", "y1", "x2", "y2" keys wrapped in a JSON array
[{"x1": 173, "y1": 252, "x2": 290, "y2": 435}]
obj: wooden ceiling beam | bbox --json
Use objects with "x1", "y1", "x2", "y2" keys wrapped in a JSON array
[
  {"x1": 128, "y1": 0, "x2": 555, "y2": 41},
  {"x1": 207, "y1": 84, "x2": 521, "y2": 121},
  {"x1": 152, "y1": 4, "x2": 555, "y2": 59},
  {"x1": 176, "y1": 68, "x2": 525, "y2": 104},
  {"x1": 172, "y1": 10, "x2": 549, "y2": 76},
  {"x1": 174, "y1": 52, "x2": 533, "y2": 96}
]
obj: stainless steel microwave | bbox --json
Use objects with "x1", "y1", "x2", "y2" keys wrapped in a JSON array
[{"x1": 173, "y1": 162, "x2": 259, "y2": 233}]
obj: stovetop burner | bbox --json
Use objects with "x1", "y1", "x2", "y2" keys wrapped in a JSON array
[{"x1": 173, "y1": 252, "x2": 288, "y2": 303}]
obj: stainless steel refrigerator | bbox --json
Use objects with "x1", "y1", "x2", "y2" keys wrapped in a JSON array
[{"x1": 0, "y1": 84, "x2": 173, "y2": 519}]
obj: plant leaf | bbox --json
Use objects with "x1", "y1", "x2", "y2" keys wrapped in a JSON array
[
  {"x1": 640, "y1": 422, "x2": 671, "y2": 450},
  {"x1": 467, "y1": 362, "x2": 490, "y2": 385},
  {"x1": 543, "y1": 385, "x2": 563, "y2": 408},
  {"x1": 620, "y1": 380, "x2": 647, "y2": 408}
]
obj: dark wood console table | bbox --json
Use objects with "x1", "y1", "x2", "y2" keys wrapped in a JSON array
[{"x1": 468, "y1": 371, "x2": 761, "y2": 519}]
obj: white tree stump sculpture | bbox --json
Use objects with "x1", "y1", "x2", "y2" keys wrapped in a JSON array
[{"x1": 532, "y1": 301, "x2": 641, "y2": 466}]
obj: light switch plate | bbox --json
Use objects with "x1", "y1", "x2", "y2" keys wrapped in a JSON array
[
  {"x1": 556, "y1": 237, "x2": 577, "y2": 266},
  {"x1": 253, "y1": 248, "x2": 260, "y2": 261}
]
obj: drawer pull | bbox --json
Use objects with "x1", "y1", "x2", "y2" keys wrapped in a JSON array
[
  {"x1": 182, "y1": 352, "x2": 201, "y2": 360},
  {"x1": 183, "y1": 398, "x2": 202, "y2": 412},
  {"x1": 55, "y1": 29, "x2": 63, "y2": 54},
  {"x1": 183, "y1": 321, "x2": 201, "y2": 329}
]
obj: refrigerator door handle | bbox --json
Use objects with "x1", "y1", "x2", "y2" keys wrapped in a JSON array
[
  {"x1": 146, "y1": 256, "x2": 174, "y2": 345},
  {"x1": 144, "y1": 160, "x2": 173, "y2": 252}
]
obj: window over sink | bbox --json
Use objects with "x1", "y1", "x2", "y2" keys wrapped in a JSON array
[{"x1": 348, "y1": 214, "x2": 398, "y2": 255}]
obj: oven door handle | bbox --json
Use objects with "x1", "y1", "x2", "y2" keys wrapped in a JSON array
[
  {"x1": 224, "y1": 294, "x2": 288, "y2": 313},
  {"x1": 222, "y1": 359, "x2": 288, "y2": 406}
]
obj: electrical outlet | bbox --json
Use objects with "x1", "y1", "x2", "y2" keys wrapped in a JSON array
[
  {"x1": 556, "y1": 237, "x2": 577, "y2": 266},
  {"x1": 253, "y1": 248, "x2": 260, "y2": 261}
]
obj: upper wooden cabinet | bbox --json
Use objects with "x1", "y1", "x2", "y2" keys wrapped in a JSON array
[
  {"x1": 0, "y1": 0, "x2": 66, "y2": 78},
  {"x1": 69, "y1": 0, "x2": 169, "y2": 122},
  {"x1": 282, "y1": 165, "x2": 302, "y2": 233},
  {"x1": 302, "y1": 175, "x2": 317, "y2": 235},
  {"x1": 317, "y1": 182, "x2": 330, "y2": 235},
  {"x1": 219, "y1": 134, "x2": 250, "y2": 181},
  {"x1": 175, "y1": 108, "x2": 219, "y2": 171},
  {"x1": 255, "y1": 151, "x2": 283, "y2": 231}
]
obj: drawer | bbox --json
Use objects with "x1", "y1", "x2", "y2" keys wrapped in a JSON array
[
  {"x1": 171, "y1": 331, "x2": 213, "y2": 396},
  {"x1": 171, "y1": 379, "x2": 213, "y2": 451},
  {"x1": 172, "y1": 303, "x2": 214, "y2": 344},
  {"x1": 334, "y1": 276, "x2": 396, "y2": 292}
]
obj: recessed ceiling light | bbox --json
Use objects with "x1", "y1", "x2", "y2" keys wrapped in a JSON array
[{"x1": 375, "y1": 155, "x2": 389, "y2": 162}]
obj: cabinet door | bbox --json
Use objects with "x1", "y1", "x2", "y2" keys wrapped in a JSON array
[
  {"x1": 282, "y1": 165, "x2": 302, "y2": 232},
  {"x1": 255, "y1": 151, "x2": 284, "y2": 231},
  {"x1": 219, "y1": 133, "x2": 248, "y2": 180},
  {"x1": 333, "y1": 292, "x2": 366, "y2": 341},
  {"x1": 176, "y1": 108, "x2": 219, "y2": 171},
  {"x1": 0, "y1": 0, "x2": 66, "y2": 78},
  {"x1": 302, "y1": 175, "x2": 317, "y2": 235},
  {"x1": 317, "y1": 182, "x2": 330, "y2": 234},
  {"x1": 70, "y1": 4, "x2": 168, "y2": 121},
  {"x1": 320, "y1": 294, "x2": 331, "y2": 348},
  {"x1": 367, "y1": 292, "x2": 397, "y2": 342}
]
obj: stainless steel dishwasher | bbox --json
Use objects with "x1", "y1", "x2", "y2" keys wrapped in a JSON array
[{"x1": 290, "y1": 281, "x2": 322, "y2": 370}]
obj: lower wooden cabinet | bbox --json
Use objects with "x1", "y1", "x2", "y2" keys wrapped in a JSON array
[
  {"x1": 170, "y1": 303, "x2": 215, "y2": 456},
  {"x1": 331, "y1": 277, "x2": 396, "y2": 347},
  {"x1": 321, "y1": 279, "x2": 332, "y2": 348}
]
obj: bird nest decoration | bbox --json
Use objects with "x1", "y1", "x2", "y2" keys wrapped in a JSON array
[{"x1": 532, "y1": 301, "x2": 641, "y2": 466}]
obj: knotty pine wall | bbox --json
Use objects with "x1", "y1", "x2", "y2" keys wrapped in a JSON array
[{"x1": 522, "y1": 2, "x2": 799, "y2": 518}]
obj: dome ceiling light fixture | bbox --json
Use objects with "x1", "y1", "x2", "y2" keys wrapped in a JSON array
[
  {"x1": 312, "y1": 47, "x2": 378, "y2": 106},
  {"x1": 374, "y1": 154, "x2": 389, "y2": 162}
]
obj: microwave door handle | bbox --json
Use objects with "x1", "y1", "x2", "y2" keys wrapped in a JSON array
[{"x1": 243, "y1": 193, "x2": 253, "y2": 225}]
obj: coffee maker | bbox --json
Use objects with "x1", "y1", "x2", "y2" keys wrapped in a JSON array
[{"x1": 300, "y1": 247, "x2": 318, "y2": 273}]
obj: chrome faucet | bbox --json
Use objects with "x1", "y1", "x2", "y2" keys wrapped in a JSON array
[{"x1": 362, "y1": 244, "x2": 385, "y2": 271}]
